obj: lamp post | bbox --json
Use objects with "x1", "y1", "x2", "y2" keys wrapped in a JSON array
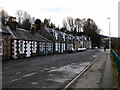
[{"x1": 107, "y1": 17, "x2": 111, "y2": 52}]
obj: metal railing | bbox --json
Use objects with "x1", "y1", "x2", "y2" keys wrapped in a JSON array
[{"x1": 111, "y1": 49, "x2": 120, "y2": 75}]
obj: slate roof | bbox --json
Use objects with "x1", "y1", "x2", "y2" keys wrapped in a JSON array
[
  {"x1": 0, "y1": 21, "x2": 10, "y2": 34},
  {"x1": 37, "y1": 25, "x2": 55, "y2": 42},
  {"x1": 10, "y1": 28, "x2": 52, "y2": 42}
]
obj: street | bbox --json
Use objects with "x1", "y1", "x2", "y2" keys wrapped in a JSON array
[{"x1": 3, "y1": 49, "x2": 102, "y2": 88}]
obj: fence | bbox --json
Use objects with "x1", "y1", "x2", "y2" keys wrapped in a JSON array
[{"x1": 111, "y1": 49, "x2": 120, "y2": 75}]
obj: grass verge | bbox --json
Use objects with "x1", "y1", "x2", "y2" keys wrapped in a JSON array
[{"x1": 110, "y1": 53, "x2": 120, "y2": 89}]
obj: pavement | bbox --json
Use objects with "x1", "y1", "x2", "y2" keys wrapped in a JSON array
[
  {"x1": 71, "y1": 49, "x2": 114, "y2": 88},
  {"x1": 102, "y1": 49, "x2": 114, "y2": 88},
  {"x1": 0, "y1": 56, "x2": 2, "y2": 90}
]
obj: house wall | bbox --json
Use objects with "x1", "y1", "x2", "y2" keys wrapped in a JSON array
[
  {"x1": 2, "y1": 33, "x2": 11, "y2": 60},
  {"x1": 37, "y1": 42, "x2": 45, "y2": 56},
  {"x1": 31, "y1": 41, "x2": 37, "y2": 57},
  {"x1": 83, "y1": 40, "x2": 92, "y2": 49},
  {"x1": 44, "y1": 42, "x2": 53, "y2": 55},
  {"x1": 54, "y1": 41, "x2": 66, "y2": 54},
  {"x1": 67, "y1": 44, "x2": 73, "y2": 50},
  {"x1": 54, "y1": 41, "x2": 60, "y2": 54},
  {"x1": 12, "y1": 39, "x2": 26, "y2": 59},
  {"x1": 74, "y1": 43, "x2": 81, "y2": 50},
  {"x1": 12, "y1": 40, "x2": 38, "y2": 59},
  {"x1": 12, "y1": 40, "x2": 53, "y2": 59}
]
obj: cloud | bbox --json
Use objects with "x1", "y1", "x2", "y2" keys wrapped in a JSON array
[{"x1": 39, "y1": 7, "x2": 69, "y2": 12}]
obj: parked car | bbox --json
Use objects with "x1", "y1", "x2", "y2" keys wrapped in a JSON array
[
  {"x1": 67, "y1": 48, "x2": 75, "y2": 53},
  {"x1": 77, "y1": 48, "x2": 86, "y2": 52},
  {"x1": 95, "y1": 47, "x2": 98, "y2": 49}
]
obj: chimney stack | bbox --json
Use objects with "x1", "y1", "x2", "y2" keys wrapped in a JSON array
[
  {"x1": 31, "y1": 24, "x2": 36, "y2": 34},
  {"x1": 9, "y1": 16, "x2": 18, "y2": 30}
]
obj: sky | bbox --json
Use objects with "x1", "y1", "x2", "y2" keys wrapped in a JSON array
[{"x1": 0, "y1": 0, "x2": 119, "y2": 37}]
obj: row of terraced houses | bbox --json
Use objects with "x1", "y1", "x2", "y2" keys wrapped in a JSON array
[{"x1": 0, "y1": 17, "x2": 92, "y2": 60}]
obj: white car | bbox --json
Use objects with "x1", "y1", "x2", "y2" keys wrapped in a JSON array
[{"x1": 77, "y1": 48, "x2": 86, "y2": 52}]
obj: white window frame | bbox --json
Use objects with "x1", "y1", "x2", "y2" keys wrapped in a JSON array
[
  {"x1": 55, "y1": 43, "x2": 58, "y2": 51},
  {"x1": 58, "y1": 43, "x2": 60, "y2": 53},
  {"x1": 19, "y1": 40, "x2": 24, "y2": 54},
  {"x1": 32, "y1": 41, "x2": 36, "y2": 52},
  {"x1": 40, "y1": 42, "x2": 43, "y2": 51},
  {"x1": 55, "y1": 33, "x2": 58, "y2": 40},
  {"x1": 0, "y1": 41, "x2": 3, "y2": 55},
  {"x1": 48, "y1": 43, "x2": 51, "y2": 51},
  {"x1": 63, "y1": 43, "x2": 65, "y2": 51}
]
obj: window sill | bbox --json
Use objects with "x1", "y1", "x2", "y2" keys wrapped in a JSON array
[{"x1": 19, "y1": 52, "x2": 24, "y2": 54}]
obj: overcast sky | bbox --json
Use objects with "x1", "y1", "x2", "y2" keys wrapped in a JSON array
[{"x1": 0, "y1": 0, "x2": 119, "y2": 37}]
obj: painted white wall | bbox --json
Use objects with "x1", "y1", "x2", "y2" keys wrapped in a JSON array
[
  {"x1": 55, "y1": 43, "x2": 58, "y2": 51},
  {"x1": 0, "y1": 41, "x2": 3, "y2": 55},
  {"x1": 12, "y1": 40, "x2": 17, "y2": 59},
  {"x1": 32, "y1": 41, "x2": 37, "y2": 53},
  {"x1": 26, "y1": 41, "x2": 31, "y2": 57}
]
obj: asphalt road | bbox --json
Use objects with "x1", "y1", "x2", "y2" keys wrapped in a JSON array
[{"x1": 2, "y1": 49, "x2": 102, "y2": 88}]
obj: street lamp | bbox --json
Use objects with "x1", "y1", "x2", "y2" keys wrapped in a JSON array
[{"x1": 107, "y1": 17, "x2": 111, "y2": 52}]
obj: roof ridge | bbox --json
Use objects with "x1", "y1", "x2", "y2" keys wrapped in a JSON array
[{"x1": 17, "y1": 28, "x2": 31, "y2": 32}]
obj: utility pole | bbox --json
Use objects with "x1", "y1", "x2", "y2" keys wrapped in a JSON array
[{"x1": 107, "y1": 17, "x2": 111, "y2": 52}]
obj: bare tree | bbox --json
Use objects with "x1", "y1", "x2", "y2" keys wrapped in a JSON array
[
  {"x1": 74, "y1": 18, "x2": 82, "y2": 33},
  {"x1": 0, "y1": 9, "x2": 9, "y2": 25},
  {"x1": 62, "y1": 19, "x2": 67, "y2": 29},
  {"x1": 67, "y1": 17, "x2": 74, "y2": 32},
  {"x1": 23, "y1": 11, "x2": 31, "y2": 22},
  {"x1": 31, "y1": 17, "x2": 35, "y2": 24},
  {"x1": 16, "y1": 10, "x2": 23, "y2": 23}
]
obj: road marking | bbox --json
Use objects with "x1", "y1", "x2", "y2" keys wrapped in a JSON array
[
  {"x1": 11, "y1": 79, "x2": 19, "y2": 82},
  {"x1": 22, "y1": 72, "x2": 36, "y2": 78},
  {"x1": 3, "y1": 72, "x2": 37, "y2": 85},
  {"x1": 63, "y1": 54, "x2": 100, "y2": 90},
  {"x1": 16, "y1": 72, "x2": 21, "y2": 75},
  {"x1": 41, "y1": 67, "x2": 56, "y2": 72},
  {"x1": 7, "y1": 78, "x2": 22, "y2": 83},
  {"x1": 31, "y1": 82, "x2": 38, "y2": 85}
]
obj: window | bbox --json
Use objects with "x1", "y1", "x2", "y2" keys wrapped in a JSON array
[
  {"x1": 55, "y1": 43, "x2": 58, "y2": 51},
  {"x1": 63, "y1": 35, "x2": 65, "y2": 41},
  {"x1": 43, "y1": 43, "x2": 45, "y2": 50},
  {"x1": 55, "y1": 33, "x2": 58, "y2": 40},
  {"x1": 63, "y1": 43, "x2": 65, "y2": 51},
  {"x1": 20, "y1": 41, "x2": 24, "y2": 53},
  {"x1": 33, "y1": 42, "x2": 35, "y2": 51},
  {"x1": 40, "y1": 42, "x2": 43, "y2": 51},
  {"x1": 48, "y1": 43, "x2": 51, "y2": 51},
  {"x1": 58, "y1": 43, "x2": 60, "y2": 53},
  {"x1": 0, "y1": 41, "x2": 3, "y2": 55}
]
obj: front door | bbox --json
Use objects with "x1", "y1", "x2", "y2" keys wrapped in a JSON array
[{"x1": 26, "y1": 42, "x2": 30, "y2": 57}]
